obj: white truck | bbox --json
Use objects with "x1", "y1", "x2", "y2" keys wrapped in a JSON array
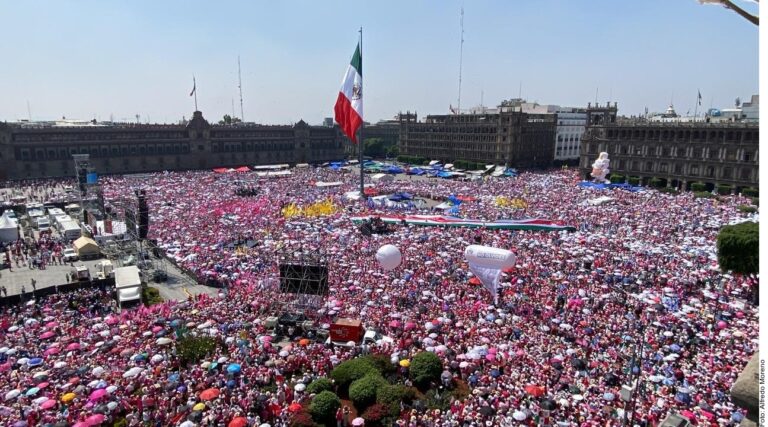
[
  {"x1": 58, "y1": 220, "x2": 82, "y2": 240},
  {"x1": 115, "y1": 266, "x2": 143, "y2": 310},
  {"x1": 35, "y1": 217, "x2": 51, "y2": 232}
]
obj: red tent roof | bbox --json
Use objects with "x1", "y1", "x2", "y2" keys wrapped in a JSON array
[
  {"x1": 213, "y1": 168, "x2": 228, "y2": 174},
  {"x1": 235, "y1": 166, "x2": 250, "y2": 173}
]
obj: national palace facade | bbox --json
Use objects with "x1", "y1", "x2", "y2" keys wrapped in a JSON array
[
  {"x1": 0, "y1": 111, "x2": 348, "y2": 180},
  {"x1": 580, "y1": 106, "x2": 759, "y2": 191}
]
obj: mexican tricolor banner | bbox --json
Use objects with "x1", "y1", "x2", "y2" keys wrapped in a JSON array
[
  {"x1": 351, "y1": 215, "x2": 575, "y2": 232},
  {"x1": 334, "y1": 43, "x2": 363, "y2": 143}
]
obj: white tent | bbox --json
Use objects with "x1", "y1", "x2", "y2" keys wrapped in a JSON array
[
  {"x1": 371, "y1": 173, "x2": 394, "y2": 183},
  {"x1": 315, "y1": 181, "x2": 343, "y2": 188},
  {"x1": 0, "y1": 215, "x2": 18, "y2": 242},
  {"x1": 587, "y1": 196, "x2": 615, "y2": 206}
]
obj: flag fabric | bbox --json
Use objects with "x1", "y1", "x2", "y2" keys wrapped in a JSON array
[
  {"x1": 350, "y1": 215, "x2": 576, "y2": 231},
  {"x1": 190, "y1": 77, "x2": 196, "y2": 97},
  {"x1": 697, "y1": 90, "x2": 702, "y2": 105},
  {"x1": 334, "y1": 43, "x2": 363, "y2": 143}
]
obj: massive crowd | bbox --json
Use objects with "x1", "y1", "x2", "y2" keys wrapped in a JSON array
[{"x1": 0, "y1": 167, "x2": 759, "y2": 427}]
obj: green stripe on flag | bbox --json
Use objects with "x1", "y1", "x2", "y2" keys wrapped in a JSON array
[{"x1": 351, "y1": 43, "x2": 362, "y2": 76}]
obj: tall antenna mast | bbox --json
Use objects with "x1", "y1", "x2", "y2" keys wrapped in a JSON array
[
  {"x1": 26, "y1": 100, "x2": 32, "y2": 121},
  {"x1": 457, "y1": 6, "x2": 464, "y2": 113},
  {"x1": 238, "y1": 55, "x2": 245, "y2": 121}
]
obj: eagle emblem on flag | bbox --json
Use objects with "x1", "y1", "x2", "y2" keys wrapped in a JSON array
[{"x1": 352, "y1": 83, "x2": 362, "y2": 100}]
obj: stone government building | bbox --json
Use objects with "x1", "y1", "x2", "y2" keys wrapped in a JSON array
[
  {"x1": 580, "y1": 105, "x2": 759, "y2": 191},
  {"x1": 398, "y1": 105, "x2": 557, "y2": 168},
  {"x1": 0, "y1": 111, "x2": 347, "y2": 180}
]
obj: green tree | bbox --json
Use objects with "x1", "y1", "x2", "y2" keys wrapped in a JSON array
[
  {"x1": 363, "y1": 138, "x2": 387, "y2": 158},
  {"x1": 717, "y1": 221, "x2": 759, "y2": 304},
  {"x1": 330, "y1": 358, "x2": 377, "y2": 392},
  {"x1": 377, "y1": 384, "x2": 408, "y2": 417},
  {"x1": 309, "y1": 391, "x2": 341, "y2": 425},
  {"x1": 349, "y1": 373, "x2": 387, "y2": 411},
  {"x1": 306, "y1": 377, "x2": 334, "y2": 395},
  {"x1": 409, "y1": 352, "x2": 443, "y2": 389}
]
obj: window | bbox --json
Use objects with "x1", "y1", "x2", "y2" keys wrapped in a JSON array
[
  {"x1": 690, "y1": 165, "x2": 699, "y2": 176},
  {"x1": 740, "y1": 168, "x2": 752, "y2": 180}
]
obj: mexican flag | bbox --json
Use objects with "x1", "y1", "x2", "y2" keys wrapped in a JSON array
[{"x1": 334, "y1": 43, "x2": 363, "y2": 143}]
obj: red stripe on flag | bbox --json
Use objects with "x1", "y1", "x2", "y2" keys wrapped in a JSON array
[{"x1": 334, "y1": 92, "x2": 362, "y2": 143}]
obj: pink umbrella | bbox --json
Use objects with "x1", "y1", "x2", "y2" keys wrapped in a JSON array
[
  {"x1": 89, "y1": 389, "x2": 107, "y2": 401},
  {"x1": 44, "y1": 347, "x2": 60, "y2": 356},
  {"x1": 152, "y1": 326, "x2": 163, "y2": 333},
  {"x1": 404, "y1": 322, "x2": 416, "y2": 331},
  {"x1": 37, "y1": 382, "x2": 49, "y2": 389},
  {"x1": 485, "y1": 354, "x2": 495, "y2": 361},
  {"x1": 389, "y1": 320, "x2": 401, "y2": 328},
  {"x1": 73, "y1": 423, "x2": 88, "y2": 427},
  {"x1": 40, "y1": 399, "x2": 57, "y2": 410},
  {"x1": 0, "y1": 362, "x2": 11, "y2": 372},
  {"x1": 105, "y1": 317, "x2": 118, "y2": 325},
  {"x1": 66, "y1": 343, "x2": 81, "y2": 351},
  {"x1": 39, "y1": 331, "x2": 55, "y2": 340},
  {"x1": 45, "y1": 321, "x2": 59, "y2": 329},
  {"x1": 86, "y1": 413, "x2": 105, "y2": 425}
]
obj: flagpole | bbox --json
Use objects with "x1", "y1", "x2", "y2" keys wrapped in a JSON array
[
  {"x1": 193, "y1": 76, "x2": 198, "y2": 111},
  {"x1": 358, "y1": 26, "x2": 365, "y2": 200},
  {"x1": 694, "y1": 90, "x2": 699, "y2": 122}
]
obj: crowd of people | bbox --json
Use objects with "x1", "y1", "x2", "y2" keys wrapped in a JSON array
[{"x1": 0, "y1": 167, "x2": 758, "y2": 426}]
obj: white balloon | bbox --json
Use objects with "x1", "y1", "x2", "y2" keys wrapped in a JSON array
[
  {"x1": 464, "y1": 245, "x2": 516, "y2": 270},
  {"x1": 376, "y1": 244, "x2": 402, "y2": 271}
]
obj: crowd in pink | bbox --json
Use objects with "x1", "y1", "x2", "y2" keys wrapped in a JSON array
[{"x1": 0, "y1": 167, "x2": 758, "y2": 427}]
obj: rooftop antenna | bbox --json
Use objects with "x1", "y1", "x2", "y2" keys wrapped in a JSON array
[
  {"x1": 518, "y1": 81, "x2": 522, "y2": 99},
  {"x1": 595, "y1": 87, "x2": 599, "y2": 105},
  {"x1": 232, "y1": 98, "x2": 236, "y2": 121},
  {"x1": 26, "y1": 100, "x2": 32, "y2": 121},
  {"x1": 457, "y1": 6, "x2": 464, "y2": 113},
  {"x1": 238, "y1": 55, "x2": 245, "y2": 121},
  {"x1": 480, "y1": 89, "x2": 484, "y2": 108}
]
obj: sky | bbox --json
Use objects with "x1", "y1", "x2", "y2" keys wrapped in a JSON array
[{"x1": 0, "y1": 0, "x2": 759, "y2": 125}]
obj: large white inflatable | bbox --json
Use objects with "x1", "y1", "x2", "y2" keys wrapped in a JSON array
[
  {"x1": 464, "y1": 245, "x2": 516, "y2": 304},
  {"x1": 376, "y1": 244, "x2": 403, "y2": 271}
]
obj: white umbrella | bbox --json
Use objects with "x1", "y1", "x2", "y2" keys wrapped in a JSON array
[
  {"x1": 294, "y1": 383, "x2": 306, "y2": 392},
  {"x1": 92, "y1": 366, "x2": 105, "y2": 377},
  {"x1": 122, "y1": 367, "x2": 143, "y2": 378},
  {"x1": 4, "y1": 389, "x2": 20, "y2": 401},
  {"x1": 151, "y1": 354, "x2": 164, "y2": 363},
  {"x1": 512, "y1": 411, "x2": 527, "y2": 421},
  {"x1": 156, "y1": 337, "x2": 172, "y2": 346}
]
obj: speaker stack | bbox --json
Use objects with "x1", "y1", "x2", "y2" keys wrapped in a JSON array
[{"x1": 136, "y1": 190, "x2": 149, "y2": 239}]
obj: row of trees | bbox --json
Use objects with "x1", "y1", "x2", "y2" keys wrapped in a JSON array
[{"x1": 363, "y1": 138, "x2": 398, "y2": 158}]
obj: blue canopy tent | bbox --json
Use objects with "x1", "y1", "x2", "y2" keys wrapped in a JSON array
[
  {"x1": 386, "y1": 166, "x2": 404, "y2": 174},
  {"x1": 388, "y1": 192, "x2": 413, "y2": 202},
  {"x1": 408, "y1": 167, "x2": 426, "y2": 175},
  {"x1": 577, "y1": 181, "x2": 644, "y2": 192}
]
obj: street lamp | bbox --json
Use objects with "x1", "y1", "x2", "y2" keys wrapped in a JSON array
[{"x1": 697, "y1": 0, "x2": 759, "y2": 26}]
